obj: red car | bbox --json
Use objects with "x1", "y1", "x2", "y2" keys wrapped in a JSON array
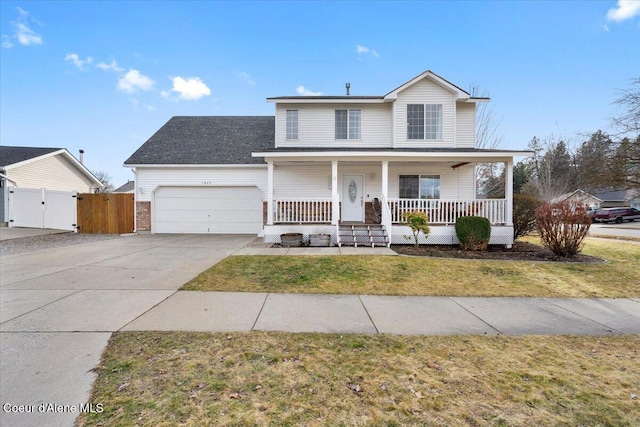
[{"x1": 594, "y1": 207, "x2": 640, "y2": 223}]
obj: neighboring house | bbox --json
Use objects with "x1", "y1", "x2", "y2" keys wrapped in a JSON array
[
  {"x1": 0, "y1": 146, "x2": 102, "y2": 228},
  {"x1": 551, "y1": 188, "x2": 640, "y2": 210},
  {"x1": 114, "y1": 180, "x2": 135, "y2": 193},
  {"x1": 550, "y1": 190, "x2": 603, "y2": 210},
  {"x1": 125, "y1": 70, "x2": 532, "y2": 246},
  {"x1": 593, "y1": 189, "x2": 640, "y2": 209}
]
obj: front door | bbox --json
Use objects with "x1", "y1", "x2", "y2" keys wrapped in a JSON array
[{"x1": 342, "y1": 174, "x2": 364, "y2": 222}]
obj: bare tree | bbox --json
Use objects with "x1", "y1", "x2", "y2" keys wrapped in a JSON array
[
  {"x1": 91, "y1": 170, "x2": 114, "y2": 193},
  {"x1": 469, "y1": 84, "x2": 506, "y2": 198},
  {"x1": 611, "y1": 77, "x2": 640, "y2": 136},
  {"x1": 469, "y1": 84, "x2": 505, "y2": 150},
  {"x1": 607, "y1": 78, "x2": 640, "y2": 188}
]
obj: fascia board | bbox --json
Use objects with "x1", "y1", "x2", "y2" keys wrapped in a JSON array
[
  {"x1": 253, "y1": 151, "x2": 535, "y2": 161},
  {"x1": 267, "y1": 98, "x2": 384, "y2": 104},
  {"x1": 124, "y1": 164, "x2": 267, "y2": 168}
]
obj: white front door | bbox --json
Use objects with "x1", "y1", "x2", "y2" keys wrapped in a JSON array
[{"x1": 342, "y1": 175, "x2": 364, "y2": 222}]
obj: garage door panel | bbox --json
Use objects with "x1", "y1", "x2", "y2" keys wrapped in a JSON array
[{"x1": 153, "y1": 187, "x2": 263, "y2": 234}]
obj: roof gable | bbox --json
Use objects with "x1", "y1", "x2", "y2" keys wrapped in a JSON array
[
  {"x1": 1, "y1": 145, "x2": 102, "y2": 186},
  {"x1": 383, "y1": 70, "x2": 472, "y2": 101},
  {"x1": 124, "y1": 116, "x2": 274, "y2": 165}
]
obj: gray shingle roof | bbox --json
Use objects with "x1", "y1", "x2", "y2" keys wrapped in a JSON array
[
  {"x1": 114, "y1": 180, "x2": 135, "y2": 193},
  {"x1": 124, "y1": 116, "x2": 274, "y2": 165},
  {"x1": 0, "y1": 146, "x2": 62, "y2": 168}
]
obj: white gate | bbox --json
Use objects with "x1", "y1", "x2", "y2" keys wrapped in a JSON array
[{"x1": 8, "y1": 187, "x2": 77, "y2": 231}]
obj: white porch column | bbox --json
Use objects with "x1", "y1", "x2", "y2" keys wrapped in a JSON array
[
  {"x1": 381, "y1": 161, "x2": 389, "y2": 199},
  {"x1": 267, "y1": 161, "x2": 274, "y2": 225},
  {"x1": 331, "y1": 161, "x2": 339, "y2": 225},
  {"x1": 381, "y1": 161, "x2": 389, "y2": 226},
  {"x1": 505, "y1": 160, "x2": 513, "y2": 226}
]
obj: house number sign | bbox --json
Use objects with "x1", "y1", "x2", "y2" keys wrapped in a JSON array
[{"x1": 348, "y1": 180, "x2": 358, "y2": 203}]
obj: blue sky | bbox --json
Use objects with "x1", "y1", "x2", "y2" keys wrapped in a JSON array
[{"x1": 1, "y1": 1, "x2": 639, "y2": 186}]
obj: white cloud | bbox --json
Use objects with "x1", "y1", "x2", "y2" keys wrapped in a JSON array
[
  {"x1": 356, "y1": 44, "x2": 380, "y2": 58},
  {"x1": 2, "y1": 7, "x2": 43, "y2": 48},
  {"x1": 168, "y1": 76, "x2": 211, "y2": 100},
  {"x1": 236, "y1": 71, "x2": 256, "y2": 86},
  {"x1": 96, "y1": 59, "x2": 124, "y2": 72},
  {"x1": 117, "y1": 69, "x2": 155, "y2": 93},
  {"x1": 16, "y1": 22, "x2": 42, "y2": 46},
  {"x1": 607, "y1": 0, "x2": 640, "y2": 22},
  {"x1": 296, "y1": 85, "x2": 322, "y2": 96},
  {"x1": 64, "y1": 53, "x2": 93, "y2": 70}
]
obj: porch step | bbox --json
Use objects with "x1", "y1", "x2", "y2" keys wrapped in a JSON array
[{"x1": 337, "y1": 224, "x2": 389, "y2": 248}]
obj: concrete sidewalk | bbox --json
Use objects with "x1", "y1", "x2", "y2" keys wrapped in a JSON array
[{"x1": 122, "y1": 292, "x2": 640, "y2": 336}]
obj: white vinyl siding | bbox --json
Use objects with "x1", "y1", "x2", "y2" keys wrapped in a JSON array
[
  {"x1": 394, "y1": 78, "x2": 456, "y2": 148},
  {"x1": 276, "y1": 103, "x2": 391, "y2": 148},
  {"x1": 267, "y1": 163, "x2": 474, "y2": 202},
  {"x1": 456, "y1": 103, "x2": 476, "y2": 148},
  {"x1": 135, "y1": 167, "x2": 268, "y2": 203},
  {"x1": 286, "y1": 110, "x2": 298, "y2": 140},
  {"x1": 7, "y1": 154, "x2": 95, "y2": 192}
]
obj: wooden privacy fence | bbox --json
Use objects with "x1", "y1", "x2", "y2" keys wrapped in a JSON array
[{"x1": 76, "y1": 193, "x2": 134, "y2": 234}]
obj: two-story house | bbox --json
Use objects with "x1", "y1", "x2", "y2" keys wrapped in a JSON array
[{"x1": 125, "y1": 70, "x2": 531, "y2": 247}]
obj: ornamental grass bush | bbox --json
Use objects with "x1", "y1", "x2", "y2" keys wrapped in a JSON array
[
  {"x1": 535, "y1": 201, "x2": 591, "y2": 258},
  {"x1": 455, "y1": 216, "x2": 491, "y2": 251}
]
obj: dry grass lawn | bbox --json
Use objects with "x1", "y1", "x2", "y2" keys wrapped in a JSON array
[
  {"x1": 182, "y1": 238, "x2": 640, "y2": 298},
  {"x1": 79, "y1": 332, "x2": 640, "y2": 427}
]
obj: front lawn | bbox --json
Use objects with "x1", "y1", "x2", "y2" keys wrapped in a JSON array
[
  {"x1": 79, "y1": 332, "x2": 640, "y2": 427},
  {"x1": 182, "y1": 238, "x2": 640, "y2": 298}
]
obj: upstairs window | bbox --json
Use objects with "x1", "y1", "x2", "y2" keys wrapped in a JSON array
[
  {"x1": 407, "y1": 104, "x2": 442, "y2": 140},
  {"x1": 335, "y1": 109, "x2": 361, "y2": 139},
  {"x1": 286, "y1": 110, "x2": 298, "y2": 140},
  {"x1": 399, "y1": 175, "x2": 440, "y2": 199}
]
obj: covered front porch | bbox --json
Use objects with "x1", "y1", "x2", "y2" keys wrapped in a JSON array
[{"x1": 253, "y1": 150, "x2": 519, "y2": 247}]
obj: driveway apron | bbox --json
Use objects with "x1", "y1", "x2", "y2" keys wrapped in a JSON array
[{"x1": 0, "y1": 234, "x2": 254, "y2": 427}]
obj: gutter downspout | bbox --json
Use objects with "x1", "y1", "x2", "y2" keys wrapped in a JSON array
[{"x1": 132, "y1": 167, "x2": 137, "y2": 233}]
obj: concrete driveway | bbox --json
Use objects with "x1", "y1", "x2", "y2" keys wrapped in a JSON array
[{"x1": 0, "y1": 234, "x2": 256, "y2": 427}]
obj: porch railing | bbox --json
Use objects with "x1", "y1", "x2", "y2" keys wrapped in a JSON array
[
  {"x1": 275, "y1": 198, "x2": 333, "y2": 223},
  {"x1": 388, "y1": 199, "x2": 507, "y2": 225}
]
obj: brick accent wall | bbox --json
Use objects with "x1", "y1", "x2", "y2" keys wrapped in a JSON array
[{"x1": 136, "y1": 201, "x2": 151, "y2": 231}]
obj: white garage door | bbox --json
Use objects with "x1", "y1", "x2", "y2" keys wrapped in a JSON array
[{"x1": 154, "y1": 186, "x2": 263, "y2": 234}]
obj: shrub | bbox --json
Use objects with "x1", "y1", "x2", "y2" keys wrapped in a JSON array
[
  {"x1": 403, "y1": 211, "x2": 430, "y2": 248},
  {"x1": 455, "y1": 216, "x2": 491, "y2": 251},
  {"x1": 513, "y1": 193, "x2": 543, "y2": 240},
  {"x1": 535, "y1": 201, "x2": 591, "y2": 258}
]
